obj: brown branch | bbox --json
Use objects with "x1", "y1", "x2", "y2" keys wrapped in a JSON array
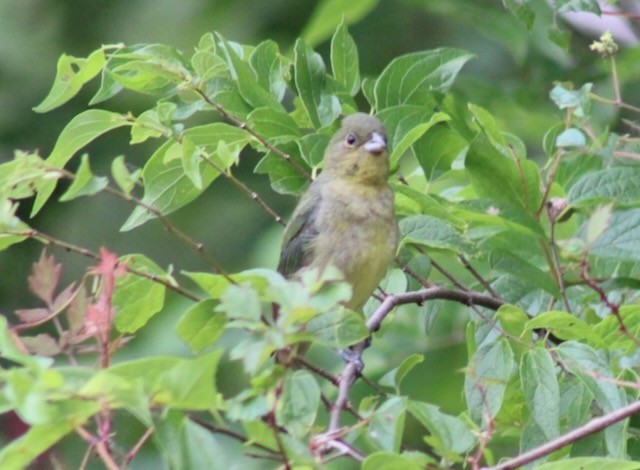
[
  {"x1": 458, "y1": 254, "x2": 502, "y2": 300},
  {"x1": 75, "y1": 426, "x2": 119, "y2": 470},
  {"x1": 190, "y1": 418, "x2": 281, "y2": 457},
  {"x1": 50, "y1": 167, "x2": 233, "y2": 282},
  {"x1": 2, "y1": 229, "x2": 201, "y2": 302},
  {"x1": 580, "y1": 258, "x2": 640, "y2": 347},
  {"x1": 198, "y1": 153, "x2": 286, "y2": 226},
  {"x1": 327, "y1": 286, "x2": 505, "y2": 432},
  {"x1": 124, "y1": 426, "x2": 154, "y2": 465},
  {"x1": 483, "y1": 399, "x2": 640, "y2": 470},
  {"x1": 192, "y1": 87, "x2": 310, "y2": 179}
]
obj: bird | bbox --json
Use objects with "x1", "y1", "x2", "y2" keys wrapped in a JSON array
[{"x1": 275, "y1": 112, "x2": 399, "y2": 361}]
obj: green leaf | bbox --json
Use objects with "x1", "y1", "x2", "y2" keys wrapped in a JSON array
[
  {"x1": 593, "y1": 306, "x2": 640, "y2": 353},
  {"x1": 465, "y1": 135, "x2": 542, "y2": 214},
  {"x1": 374, "y1": 48, "x2": 474, "y2": 109},
  {"x1": 183, "y1": 268, "x2": 284, "y2": 299},
  {"x1": 293, "y1": 39, "x2": 340, "y2": 129},
  {"x1": 503, "y1": 0, "x2": 536, "y2": 29},
  {"x1": 379, "y1": 354, "x2": 424, "y2": 393},
  {"x1": 254, "y1": 141, "x2": 308, "y2": 195},
  {"x1": 33, "y1": 49, "x2": 106, "y2": 113},
  {"x1": 389, "y1": 112, "x2": 449, "y2": 167},
  {"x1": 586, "y1": 204, "x2": 613, "y2": 246},
  {"x1": 556, "y1": 341, "x2": 627, "y2": 458},
  {"x1": 538, "y1": 458, "x2": 640, "y2": 470},
  {"x1": 521, "y1": 347, "x2": 560, "y2": 440},
  {"x1": 362, "y1": 452, "x2": 428, "y2": 470},
  {"x1": 248, "y1": 107, "x2": 301, "y2": 145},
  {"x1": 554, "y1": 0, "x2": 601, "y2": 14},
  {"x1": 368, "y1": 396, "x2": 406, "y2": 452},
  {"x1": 176, "y1": 300, "x2": 226, "y2": 354},
  {"x1": 0, "y1": 422, "x2": 77, "y2": 470},
  {"x1": 556, "y1": 128, "x2": 586, "y2": 148},
  {"x1": 301, "y1": 0, "x2": 380, "y2": 47},
  {"x1": 0, "y1": 199, "x2": 32, "y2": 252},
  {"x1": 218, "y1": 283, "x2": 262, "y2": 326},
  {"x1": 249, "y1": 40, "x2": 290, "y2": 103},
  {"x1": 113, "y1": 254, "x2": 166, "y2": 333},
  {"x1": 465, "y1": 338, "x2": 515, "y2": 427},
  {"x1": 0, "y1": 316, "x2": 51, "y2": 368},
  {"x1": 591, "y1": 209, "x2": 640, "y2": 262},
  {"x1": 191, "y1": 50, "x2": 227, "y2": 83},
  {"x1": 215, "y1": 34, "x2": 283, "y2": 110},
  {"x1": 278, "y1": 370, "x2": 320, "y2": 438},
  {"x1": 330, "y1": 21, "x2": 360, "y2": 96},
  {"x1": 490, "y1": 251, "x2": 559, "y2": 296},
  {"x1": 111, "y1": 156, "x2": 140, "y2": 195},
  {"x1": 154, "y1": 411, "x2": 229, "y2": 470},
  {"x1": 85, "y1": 351, "x2": 222, "y2": 410},
  {"x1": 59, "y1": 154, "x2": 108, "y2": 201},
  {"x1": 407, "y1": 400, "x2": 475, "y2": 456},
  {"x1": 32, "y1": 110, "x2": 130, "y2": 216},
  {"x1": 299, "y1": 133, "x2": 330, "y2": 168},
  {"x1": 569, "y1": 167, "x2": 640, "y2": 207},
  {"x1": 413, "y1": 124, "x2": 467, "y2": 180},
  {"x1": 122, "y1": 123, "x2": 250, "y2": 230},
  {"x1": 400, "y1": 214, "x2": 474, "y2": 254},
  {"x1": 306, "y1": 307, "x2": 369, "y2": 348},
  {"x1": 107, "y1": 44, "x2": 190, "y2": 96},
  {"x1": 549, "y1": 83, "x2": 593, "y2": 118},
  {"x1": 524, "y1": 311, "x2": 601, "y2": 345}
]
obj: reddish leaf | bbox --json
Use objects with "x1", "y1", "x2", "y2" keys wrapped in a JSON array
[
  {"x1": 67, "y1": 285, "x2": 88, "y2": 333},
  {"x1": 21, "y1": 334, "x2": 61, "y2": 356},
  {"x1": 15, "y1": 308, "x2": 51, "y2": 324},
  {"x1": 28, "y1": 250, "x2": 62, "y2": 306},
  {"x1": 52, "y1": 282, "x2": 76, "y2": 311}
]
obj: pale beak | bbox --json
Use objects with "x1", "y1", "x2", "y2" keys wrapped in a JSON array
[{"x1": 363, "y1": 132, "x2": 386, "y2": 154}]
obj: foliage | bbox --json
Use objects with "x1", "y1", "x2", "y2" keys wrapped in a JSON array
[{"x1": 2, "y1": 1, "x2": 640, "y2": 468}]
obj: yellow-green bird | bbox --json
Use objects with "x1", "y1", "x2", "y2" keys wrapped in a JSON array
[{"x1": 278, "y1": 112, "x2": 399, "y2": 311}]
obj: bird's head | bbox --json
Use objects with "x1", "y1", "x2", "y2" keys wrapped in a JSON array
[{"x1": 323, "y1": 113, "x2": 389, "y2": 185}]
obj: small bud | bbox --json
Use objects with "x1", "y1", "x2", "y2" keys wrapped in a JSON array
[
  {"x1": 546, "y1": 198, "x2": 568, "y2": 222},
  {"x1": 589, "y1": 31, "x2": 618, "y2": 58}
]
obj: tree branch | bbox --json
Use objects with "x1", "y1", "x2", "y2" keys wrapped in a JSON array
[
  {"x1": 327, "y1": 286, "x2": 505, "y2": 432},
  {"x1": 483, "y1": 399, "x2": 640, "y2": 470}
]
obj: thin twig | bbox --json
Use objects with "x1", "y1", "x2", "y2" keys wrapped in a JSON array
[
  {"x1": 580, "y1": 259, "x2": 640, "y2": 347},
  {"x1": 75, "y1": 426, "x2": 119, "y2": 470},
  {"x1": 190, "y1": 418, "x2": 281, "y2": 456},
  {"x1": 546, "y1": 203, "x2": 571, "y2": 313},
  {"x1": 294, "y1": 356, "x2": 339, "y2": 386},
  {"x1": 124, "y1": 426, "x2": 154, "y2": 465},
  {"x1": 192, "y1": 86, "x2": 310, "y2": 179},
  {"x1": 457, "y1": 254, "x2": 502, "y2": 299},
  {"x1": 327, "y1": 286, "x2": 505, "y2": 432},
  {"x1": 50, "y1": 167, "x2": 233, "y2": 282},
  {"x1": 482, "y1": 399, "x2": 640, "y2": 470},
  {"x1": 198, "y1": 153, "x2": 286, "y2": 226},
  {"x1": 2, "y1": 229, "x2": 201, "y2": 302},
  {"x1": 395, "y1": 257, "x2": 432, "y2": 288}
]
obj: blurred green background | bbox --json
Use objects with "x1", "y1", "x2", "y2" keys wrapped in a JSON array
[{"x1": 1, "y1": 0, "x2": 635, "y2": 467}]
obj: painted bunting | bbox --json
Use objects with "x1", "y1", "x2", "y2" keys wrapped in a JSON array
[{"x1": 278, "y1": 112, "x2": 399, "y2": 311}]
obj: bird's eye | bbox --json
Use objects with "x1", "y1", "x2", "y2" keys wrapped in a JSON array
[{"x1": 345, "y1": 134, "x2": 357, "y2": 146}]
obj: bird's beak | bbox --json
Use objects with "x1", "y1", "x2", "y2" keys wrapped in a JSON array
[{"x1": 363, "y1": 132, "x2": 386, "y2": 155}]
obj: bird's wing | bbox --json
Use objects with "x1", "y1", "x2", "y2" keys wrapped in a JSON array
[{"x1": 277, "y1": 186, "x2": 320, "y2": 277}]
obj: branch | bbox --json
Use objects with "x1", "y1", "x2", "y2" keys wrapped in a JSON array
[
  {"x1": 483, "y1": 399, "x2": 640, "y2": 470},
  {"x1": 192, "y1": 86, "x2": 311, "y2": 179},
  {"x1": 327, "y1": 286, "x2": 505, "y2": 432},
  {"x1": 2, "y1": 229, "x2": 201, "y2": 302}
]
